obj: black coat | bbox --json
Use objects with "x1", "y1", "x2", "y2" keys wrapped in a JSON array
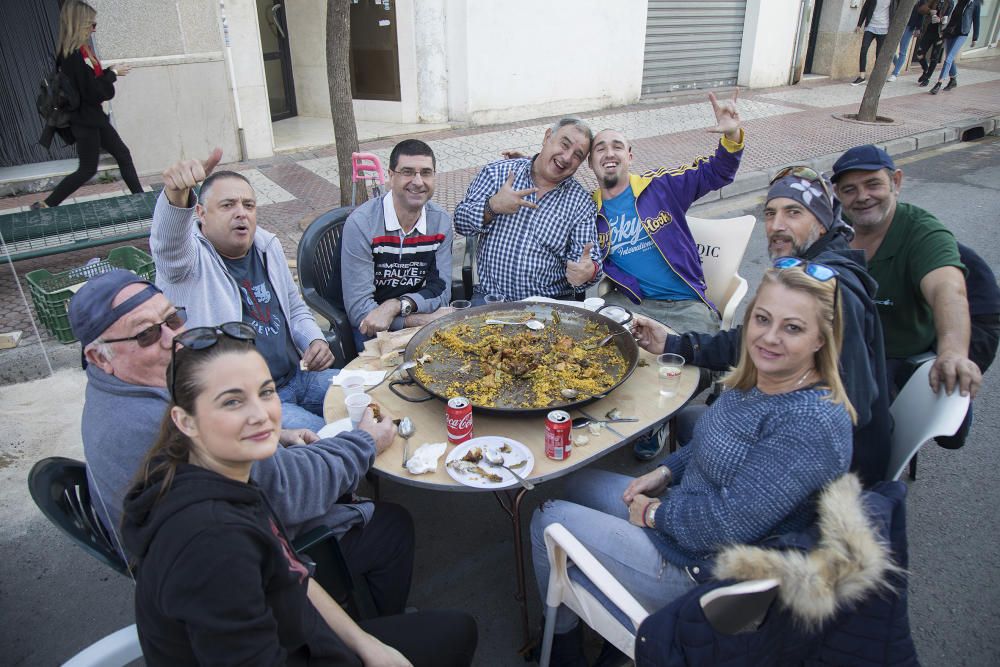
[{"x1": 58, "y1": 48, "x2": 118, "y2": 128}]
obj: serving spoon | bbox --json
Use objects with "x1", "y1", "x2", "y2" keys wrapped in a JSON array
[{"x1": 483, "y1": 318, "x2": 546, "y2": 331}]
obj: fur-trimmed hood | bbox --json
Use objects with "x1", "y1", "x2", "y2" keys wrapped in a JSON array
[{"x1": 713, "y1": 474, "x2": 900, "y2": 629}]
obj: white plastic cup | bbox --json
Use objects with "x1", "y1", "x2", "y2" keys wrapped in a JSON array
[
  {"x1": 657, "y1": 353, "x2": 685, "y2": 397},
  {"x1": 345, "y1": 393, "x2": 372, "y2": 428},
  {"x1": 339, "y1": 372, "x2": 366, "y2": 397},
  {"x1": 583, "y1": 297, "x2": 605, "y2": 312}
]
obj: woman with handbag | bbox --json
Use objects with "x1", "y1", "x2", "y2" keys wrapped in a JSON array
[{"x1": 32, "y1": 0, "x2": 143, "y2": 209}]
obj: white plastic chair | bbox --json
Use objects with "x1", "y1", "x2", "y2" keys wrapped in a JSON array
[
  {"x1": 686, "y1": 214, "x2": 756, "y2": 330},
  {"x1": 538, "y1": 523, "x2": 780, "y2": 666},
  {"x1": 62, "y1": 624, "x2": 142, "y2": 667},
  {"x1": 886, "y1": 359, "x2": 971, "y2": 482}
]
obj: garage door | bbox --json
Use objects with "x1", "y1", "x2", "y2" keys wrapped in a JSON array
[{"x1": 641, "y1": 0, "x2": 747, "y2": 96}]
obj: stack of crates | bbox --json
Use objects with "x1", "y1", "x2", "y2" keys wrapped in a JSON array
[{"x1": 26, "y1": 246, "x2": 156, "y2": 343}]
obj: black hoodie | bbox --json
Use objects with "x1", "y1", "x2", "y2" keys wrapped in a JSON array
[
  {"x1": 665, "y1": 230, "x2": 891, "y2": 486},
  {"x1": 122, "y1": 464, "x2": 361, "y2": 666}
]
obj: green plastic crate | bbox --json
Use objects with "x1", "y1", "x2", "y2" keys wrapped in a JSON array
[{"x1": 26, "y1": 246, "x2": 156, "y2": 344}]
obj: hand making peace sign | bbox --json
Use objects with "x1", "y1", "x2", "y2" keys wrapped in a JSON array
[{"x1": 488, "y1": 169, "x2": 539, "y2": 217}]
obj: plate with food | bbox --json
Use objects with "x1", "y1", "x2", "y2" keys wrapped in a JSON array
[{"x1": 445, "y1": 436, "x2": 535, "y2": 489}]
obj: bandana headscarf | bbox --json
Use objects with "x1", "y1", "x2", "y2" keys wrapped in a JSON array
[{"x1": 766, "y1": 175, "x2": 854, "y2": 242}]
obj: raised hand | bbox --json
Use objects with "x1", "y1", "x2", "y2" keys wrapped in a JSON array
[
  {"x1": 707, "y1": 89, "x2": 741, "y2": 142},
  {"x1": 162, "y1": 147, "x2": 223, "y2": 207},
  {"x1": 488, "y1": 170, "x2": 539, "y2": 217},
  {"x1": 565, "y1": 242, "x2": 596, "y2": 287}
]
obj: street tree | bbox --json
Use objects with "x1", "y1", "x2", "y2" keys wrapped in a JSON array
[
  {"x1": 857, "y1": 0, "x2": 920, "y2": 122},
  {"x1": 326, "y1": 0, "x2": 365, "y2": 206}
]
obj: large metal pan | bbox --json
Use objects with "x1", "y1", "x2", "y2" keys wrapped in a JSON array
[{"x1": 388, "y1": 302, "x2": 640, "y2": 416}]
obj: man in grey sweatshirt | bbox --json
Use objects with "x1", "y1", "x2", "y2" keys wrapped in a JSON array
[{"x1": 69, "y1": 269, "x2": 416, "y2": 615}]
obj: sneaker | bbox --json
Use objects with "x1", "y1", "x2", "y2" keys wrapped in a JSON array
[
  {"x1": 888, "y1": 74, "x2": 897, "y2": 82},
  {"x1": 918, "y1": 78, "x2": 930, "y2": 87},
  {"x1": 944, "y1": 77, "x2": 958, "y2": 91},
  {"x1": 29, "y1": 201, "x2": 48, "y2": 210},
  {"x1": 851, "y1": 76, "x2": 867, "y2": 86},
  {"x1": 632, "y1": 433, "x2": 664, "y2": 461},
  {"x1": 930, "y1": 81, "x2": 942, "y2": 95}
]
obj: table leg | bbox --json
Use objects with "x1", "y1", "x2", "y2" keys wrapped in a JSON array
[{"x1": 493, "y1": 487, "x2": 534, "y2": 653}]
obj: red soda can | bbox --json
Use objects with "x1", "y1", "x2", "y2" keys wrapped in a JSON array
[
  {"x1": 446, "y1": 397, "x2": 474, "y2": 444},
  {"x1": 545, "y1": 410, "x2": 572, "y2": 461}
]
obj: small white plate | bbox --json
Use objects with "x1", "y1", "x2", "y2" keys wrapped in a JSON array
[
  {"x1": 445, "y1": 436, "x2": 535, "y2": 489},
  {"x1": 316, "y1": 417, "x2": 353, "y2": 440}
]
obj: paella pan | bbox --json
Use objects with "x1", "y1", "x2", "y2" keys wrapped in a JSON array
[{"x1": 389, "y1": 302, "x2": 640, "y2": 415}]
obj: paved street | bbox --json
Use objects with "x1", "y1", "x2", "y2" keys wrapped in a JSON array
[{"x1": 2, "y1": 54, "x2": 1000, "y2": 665}]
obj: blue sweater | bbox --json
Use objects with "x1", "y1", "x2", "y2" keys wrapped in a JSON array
[{"x1": 651, "y1": 386, "x2": 853, "y2": 567}]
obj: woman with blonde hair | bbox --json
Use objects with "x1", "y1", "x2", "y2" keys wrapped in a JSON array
[
  {"x1": 32, "y1": 0, "x2": 143, "y2": 209},
  {"x1": 530, "y1": 263, "x2": 855, "y2": 665}
]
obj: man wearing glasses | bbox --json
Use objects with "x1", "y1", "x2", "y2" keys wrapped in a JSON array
[
  {"x1": 632, "y1": 170, "x2": 892, "y2": 485},
  {"x1": 340, "y1": 139, "x2": 453, "y2": 352},
  {"x1": 152, "y1": 148, "x2": 335, "y2": 432},
  {"x1": 69, "y1": 270, "x2": 415, "y2": 616}
]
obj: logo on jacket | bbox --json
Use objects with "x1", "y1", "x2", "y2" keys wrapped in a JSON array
[
  {"x1": 643, "y1": 211, "x2": 673, "y2": 233},
  {"x1": 597, "y1": 231, "x2": 611, "y2": 249}
]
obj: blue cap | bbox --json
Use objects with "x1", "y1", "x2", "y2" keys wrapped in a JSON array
[
  {"x1": 831, "y1": 145, "x2": 895, "y2": 182},
  {"x1": 69, "y1": 269, "x2": 161, "y2": 354}
]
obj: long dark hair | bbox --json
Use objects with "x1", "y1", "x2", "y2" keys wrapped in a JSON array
[{"x1": 132, "y1": 335, "x2": 257, "y2": 503}]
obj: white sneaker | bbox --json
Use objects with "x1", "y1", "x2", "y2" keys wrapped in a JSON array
[{"x1": 888, "y1": 74, "x2": 897, "y2": 82}]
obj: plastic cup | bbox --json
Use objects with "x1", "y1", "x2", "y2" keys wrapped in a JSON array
[
  {"x1": 583, "y1": 297, "x2": 605, "y2": 312},
  {"x1": 657, "y1": 353, "x2": 685, "y2": 397},
  {"x1": 345, "y1": 393, "x2": 372, "y2": 428},
  {"x1": 484, "y1": 294, "x2": 505, "y2": 305},
  {"x1": 341, "y1": 374, "x2": 365, "y2": 397},
  {"x1": 450, "y1": 300, "x2": 472, "y2": 310}
]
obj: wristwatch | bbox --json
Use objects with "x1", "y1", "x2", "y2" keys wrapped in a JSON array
[{"x1": 399, "y1": 296, "x2": 416, "y2": 317}]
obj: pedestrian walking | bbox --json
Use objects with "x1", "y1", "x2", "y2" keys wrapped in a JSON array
[
  {"x1": 930, "y1": 0, "x2": 982, "y2": 94},
  {"x1": 31, "y1": 0, "x2": 143, "y2": 209},
  {"x1": 888, "y1": 1, "x2": 929, "y2": 81},
  {"x1": 916, "y1": 1, "x2": 954, "y2": 87},
  {"x1": 852, "y1": 0, "x2": 898, "y2": 86}
]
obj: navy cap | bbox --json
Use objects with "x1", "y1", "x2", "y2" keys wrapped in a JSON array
[
  {"x1": 69, "y1": 269, "x2": 162, "y2": 354},
  {"x1": 831, "y1": 145, "x2": 895, "y2": 182}
]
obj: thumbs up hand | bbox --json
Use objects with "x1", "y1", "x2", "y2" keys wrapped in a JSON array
[
  {"x1": 566, "y1": 241, "x2": 597, "y2": 287},
  {"x1": 162, "y1": 147, "x2": 224, "y2": 207}
]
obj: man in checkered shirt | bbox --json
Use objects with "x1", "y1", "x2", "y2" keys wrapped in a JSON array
[{"x1": 454, "y1": 117, "x2": 602, "y2": 301}]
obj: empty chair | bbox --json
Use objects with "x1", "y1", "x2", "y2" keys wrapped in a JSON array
[{"x1": 685, "y1": 214, "x2": 756, "y2": 330}]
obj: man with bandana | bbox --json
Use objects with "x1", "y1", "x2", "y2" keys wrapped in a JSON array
[{"x1": 632, "y1": 168, "x2": 891, "y2": 485}]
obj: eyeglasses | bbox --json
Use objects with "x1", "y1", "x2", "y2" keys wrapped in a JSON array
[
  {"x1": 102, "y1": 308, "x2": 188, "y2": 348},
  {"x1": 169, "y1": 322, "x2": 256, "y2": 401},
  {"x1": 770, "y1": 165, "x2": 834, "y2": 204},
  {"x1": 391, "y1": 167, "x2": 435, "y2": 179}
]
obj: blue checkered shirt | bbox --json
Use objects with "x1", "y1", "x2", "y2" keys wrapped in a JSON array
[{"x1": 454, "y1": 157, "x2": 601, "y2": 300}]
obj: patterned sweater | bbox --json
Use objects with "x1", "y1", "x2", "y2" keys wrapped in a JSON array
[{"x1": 651, "y1": 386, "x2": 853, "y2": 568}]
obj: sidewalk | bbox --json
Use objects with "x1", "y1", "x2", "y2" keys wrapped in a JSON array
[{"x1": 3, "y1": 57, "x2": 999, "y2": 379}]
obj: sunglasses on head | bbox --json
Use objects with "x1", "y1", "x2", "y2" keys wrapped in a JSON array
[
  {"x1": 169, "y1": 322, "x2": 256, "y2": 402},
  {"x1": 771, "y1": 165, "x2": 834, "y2": 203},
  {"x1": 772, "y1": 257, "x2": 840, "y2": 317},
  {"x1": 102, "y1": 308, "x2": 188, "y2": 348}
]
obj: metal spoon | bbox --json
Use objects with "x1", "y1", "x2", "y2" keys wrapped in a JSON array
[
  {"x1": 483, "y1": 318, "x2": 546, "y2": 331},
  {"x1": 367, "y1": 360, "x2": 417, "y2": 394},
  {"x1": 398, "y1": 417, "x2": 415, "y2": 468},
  {"x1": 571, "y1": 415, "x2": 639, "y2": 429},
  {"x1": 483, "y1": 447, "x2": 535, "y2": 490},
  {"x1": 586, "y1": 330, "x2": 630, "y2": 350}
]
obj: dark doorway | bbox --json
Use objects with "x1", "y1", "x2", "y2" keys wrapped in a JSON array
[
  {"x1": 257, "y1": 0, "x2": 297, "y2": 121},
  {"x1": 804, "y1": 0, "x2": 825, "y2": 74},
  {"x1": 350, "y1": 0, "x2": 401, "y2": 101},
  {"x1": 0, "y1": 0, "x2": 77, "y2": 167}
]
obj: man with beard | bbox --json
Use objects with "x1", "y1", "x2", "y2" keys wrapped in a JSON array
[
  {"x1": 151, "y1": 149, "x2": 335, "y2": 431},
  {"x1": 590, "y1": 91, "x2": 743, "y2": 335},
  {"x1": 632, "y1": 169, "x2": 891, "y2": 484}
]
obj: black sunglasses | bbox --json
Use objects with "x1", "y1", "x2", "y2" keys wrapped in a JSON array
[
  {"x1": 169, "y1": 322, "x2": 256, "y2": 402},
  {"x1": 102, "y1": 308, "x2": 188, "y2": 348},
  {"x1": 770, "y1": 165, "x2": 835, "y2": 204}
]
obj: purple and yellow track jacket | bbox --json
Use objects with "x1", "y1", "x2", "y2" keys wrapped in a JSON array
[{"x1": 594, "y1": 131, "x2": 744, "y2": 311}]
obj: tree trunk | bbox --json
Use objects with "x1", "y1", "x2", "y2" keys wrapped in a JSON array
[
  {"x1": 857, "y1": 0, "x2": 919, "y2": 122},
  {"x1": 326, "y1": 0, "x2": 364, "y2": 206}
]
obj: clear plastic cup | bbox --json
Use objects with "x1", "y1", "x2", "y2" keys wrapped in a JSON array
[
  {"x1": 484, "y1": 294, "x2": 505, "y2": 305},
  {"x1": 450, "y1": 300, "x2": 472, "y2": 310},
  {"x1": 345, "y1": 393, "x2": 372, "y2": 428},
  {"x1": 657, "y1": 353, "x2": 685, "y2": 397}
]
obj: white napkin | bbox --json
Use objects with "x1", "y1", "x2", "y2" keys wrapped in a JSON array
[
  {"x1": 405, "y1": 442, "x2": 447, "y2": 475},
  {"x1": 329, "y1": 370, "x2": 387, "y2": 386}
]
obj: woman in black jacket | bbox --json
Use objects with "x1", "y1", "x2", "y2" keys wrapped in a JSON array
[
  {"x1": 121, "y1": 325, "x2": 477, "y2": 666},
  {"x1": 33, "y1": 1, "x2": 143, "y2": 209}
]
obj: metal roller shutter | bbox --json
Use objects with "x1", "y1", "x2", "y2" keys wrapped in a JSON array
[{"x1": 641, "y1": 0, "x2": 747, "y2": 96}]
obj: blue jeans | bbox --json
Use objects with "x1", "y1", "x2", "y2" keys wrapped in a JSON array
[
  {"x1": 530, "y1": 469, "x2": 696, "y2": 634},
  {"x1": 939, "y1": 35, "x2": 968, "y2": 80},
  {"x1": 277, "y1": 367, "x2": 339, "y2": 431},
  {"x1": 891, "y1": 26, "x2": 916, "y2": 76}
]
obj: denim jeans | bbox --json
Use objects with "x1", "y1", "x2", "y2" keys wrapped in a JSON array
[
  {"x1": 530, "y1": 468, "x2": 696, "y2": 634},
  {"x1": 891, "y1": 26, "x2": 916, "y2": 76},
  {"x1": 939, "y1": 35, "x2": 968, "y2": 79},
  {"x1": 277, "y1": 366, "x2": 339, "y2": 431}
]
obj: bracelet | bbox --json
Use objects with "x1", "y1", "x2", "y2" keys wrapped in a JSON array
[
  {"x1": 483, "y1": 196, "x2": 498, "y2": 220},
  {"x1": 644, "y1": 502, "x2": 658, "y2": 529}
]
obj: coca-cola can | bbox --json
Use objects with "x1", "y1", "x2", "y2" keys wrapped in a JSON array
[
  {"x1": 446, "y1": 397, "x2": 474, "y2": 444},
  {"x1": 545, "y1": 410, "x2": 572, "y2": 461}
]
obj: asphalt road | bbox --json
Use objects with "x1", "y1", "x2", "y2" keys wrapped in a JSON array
[{"x1": 1, "y1": 137, "x2": 998, "y2": 666}]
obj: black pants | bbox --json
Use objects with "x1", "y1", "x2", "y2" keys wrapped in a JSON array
[
  {"x1": 339, "y1": 501, "x2": 415, "y2": 616},
  {"x1": 359, "y1": 610, "x2": 478, "y2": 667},
  {"x1": 859, "y1": 30, "x2": 887, "y2": 72},
  {"x1": 45, "y1": 119, "x2": 142, "y2": 206}
]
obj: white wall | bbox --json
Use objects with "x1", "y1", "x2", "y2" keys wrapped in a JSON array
[
  {"x1": 287, "y1": 0, "x2": 330, "y2": 118},
  {"x1": 226, "y1": 0, "x2": 275, "y2": 159},
  {"x1": 738, "y1": 0, "x2": 802, "y2": 89}
]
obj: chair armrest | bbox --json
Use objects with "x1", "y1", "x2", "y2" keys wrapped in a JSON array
[
  {"x1": 718, "y1": 274, "x2": 749, "y2": 331},
  {"x1": 462, "y1": 235, "x2": 477, "y2": 300},
  {"x1": 543, "y1": 523, "x2": 649, "y2": 628},
  {"x1": 63, "y1": 624, "x2": 142, "y2": 667}
]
